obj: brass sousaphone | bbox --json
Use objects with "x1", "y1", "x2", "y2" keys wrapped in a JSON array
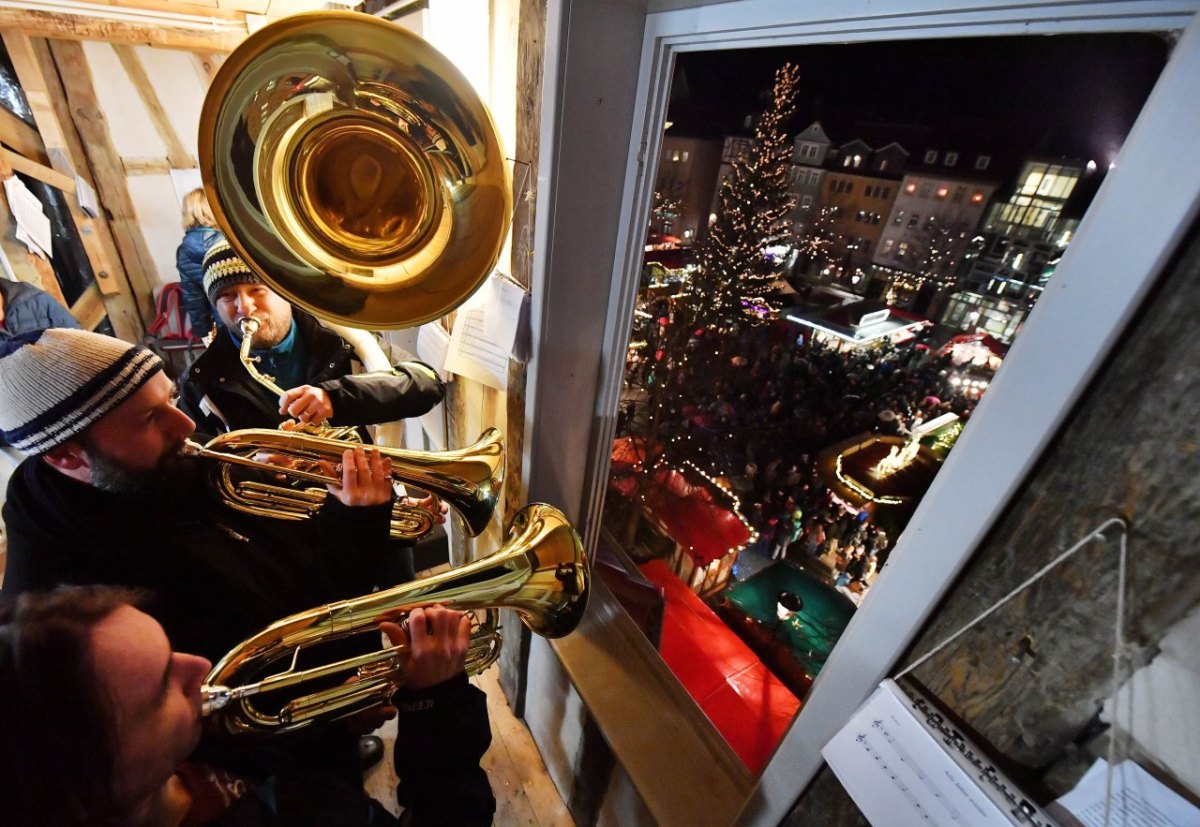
[
  {"x1": 196, "y1": 13, "x2": 588, "y2": 733},
  {"x1": 199, "y1": 10, "x2": 512, "y2": 329}
]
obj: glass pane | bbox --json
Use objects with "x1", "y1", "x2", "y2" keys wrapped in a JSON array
[{"x1": 601, "y1": 31, "x2": 1166, "y2": 776}]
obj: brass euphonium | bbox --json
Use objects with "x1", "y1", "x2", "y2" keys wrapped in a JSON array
[
  {"x1": 181, "y1": 426, "x2": 504, "y2": 538},
  {"x1": 201, "y1": 503, "x2": 589, "y2": 735}
]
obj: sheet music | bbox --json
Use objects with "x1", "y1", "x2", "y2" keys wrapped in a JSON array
[
  {"x1": 823, "y1": 680, "x2": 1053, "y2": 827},
  {"x1": 416, "y1": 322, "x2": 451, "y2": 375},
  {"x1": 4, "y1": 176, "x2": 52, "y2": 258},
  {"x1": 443, "y1": 276, "x2": 513, "y2": 391},
  {"x1": 411, "y1": 323, "x2": 451, "y2": 450},
  {"x1": 1054, "y1": 759, "x2": 1200, "y2": 827}
]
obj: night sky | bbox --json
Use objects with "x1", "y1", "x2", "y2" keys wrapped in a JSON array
[{"x1": 668, "y1": 33, "x2": 1168, "y2": 169}]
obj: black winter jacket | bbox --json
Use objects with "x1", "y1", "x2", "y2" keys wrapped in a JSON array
[
  {"x1": 0, "y1": 457, "x2": 405, "y2": 662},
  {"x1": 179, "y1": 310, "x2": 444, "y2": 438},
  {"x1": 208, "y1": 674, "x2": 495, "y2": 827}
]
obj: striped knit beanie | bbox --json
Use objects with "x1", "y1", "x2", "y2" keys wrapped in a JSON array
[
  {"x1": 0, "y1": 328, "x2": 162, "y2": 454},
  {"x1": 202, "y1": 238, "x2": 262, "y2": 306}
]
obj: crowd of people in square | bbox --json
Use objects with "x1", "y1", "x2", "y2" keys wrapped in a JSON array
[{"x1": 620, "y1": 301, "x2": 984, "y2": 596}]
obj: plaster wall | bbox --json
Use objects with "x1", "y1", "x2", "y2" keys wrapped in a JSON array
[{"x1": 81, "y1": 41, "x2": 207, "y2": 287}]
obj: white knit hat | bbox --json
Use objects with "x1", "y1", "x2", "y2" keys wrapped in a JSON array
[{"x1": 0, "y1": 328, "x2": 163, "y2": 454}]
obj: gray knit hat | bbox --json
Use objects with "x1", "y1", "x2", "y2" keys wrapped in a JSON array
[
  {"x1": 0, "y1": 328, "x2": 163, "y2": 454},
  {"x1": 202, "y1": 238, "x2": 263, "y2": 306}
]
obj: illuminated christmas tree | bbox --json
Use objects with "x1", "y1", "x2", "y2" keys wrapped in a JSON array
[{"x1": 694, "y1": 63, "x2": 800, "y2": 328}]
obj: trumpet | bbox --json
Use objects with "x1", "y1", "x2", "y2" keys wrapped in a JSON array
[
  {"x1": 201, "y1": 503, "x2": 589, "y2": 735},
  {"x1": 181, "y1": 427, "x2": 504, "y2": 538}
]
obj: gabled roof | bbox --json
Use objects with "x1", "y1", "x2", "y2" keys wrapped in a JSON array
[
  {"x1": 838, "y1": 137, "x2": 873, "y2": 154},
  {"x1": 795, "y1": 121, "x2": 831, "y2": 144}
]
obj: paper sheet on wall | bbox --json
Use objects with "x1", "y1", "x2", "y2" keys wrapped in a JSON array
[
  {"x1": 1052, "y1": 759, "x2": 1200, "y2": 827},
  {"x1": 4, "y1": 176, "x2": 52, "y2": 258},
  {"x1": 75, "y1": 175, "x2": 100, "y2": 218},
  {"x1": 443, "y1": 276, "x2": 516, "y2": 391},
  {"x1": 416, "y1": 322, "x2": 451, "y2": 376},
  {"x1": 413, "y1": 323, "x2": 450, "y2": 450},
  {"x1": 482, "y1": 274, "x2": 525, "y2": 354}
]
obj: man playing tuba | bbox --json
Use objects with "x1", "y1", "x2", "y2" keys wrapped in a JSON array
[{"x1": 178, "y1": 238, "x2": 444, "y2": 440}]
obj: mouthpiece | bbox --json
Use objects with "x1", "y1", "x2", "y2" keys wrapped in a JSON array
[{"x1": 201, "y1": 685, "x2": 233, "y2": 716}]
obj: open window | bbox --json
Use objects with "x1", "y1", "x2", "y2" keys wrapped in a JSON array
[{"x1": 523, "y1": 3, "x2": 1200, "y2": 824}]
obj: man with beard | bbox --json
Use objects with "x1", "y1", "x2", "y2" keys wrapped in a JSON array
[
  {"x1": 0, "y1": 328, "x2": 399, "y2": 663},
  {"x1": 0, "y1": 328, "x2": 415, "y2": 783},
  {"x1": 179, "y1": 238, "x2": 444, "y2": 438}
]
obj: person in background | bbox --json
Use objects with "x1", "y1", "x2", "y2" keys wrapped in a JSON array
[
  {"x1": 0, "y1": 276, "x2": 79, "y2": 449},
  {"x1": 176, "y1": 188, "x2": 220, "y2": 338},
  {"x1": 0, "y1": 276, "x2": 79, "y2": 340},
  {"x1": 0, "y1": 586, "x2": 495, "y2": 826},
  {"x1": 179, "y1": 239, "x2": 443, "y2": 439}
]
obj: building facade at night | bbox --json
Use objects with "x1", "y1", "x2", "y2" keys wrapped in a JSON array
[
  {"x1": 651, "y1": 134, "x2": 723, "y2": 244},
  {"x1": 869, "y1": 166, "x2": 998, "y2": 312},
  {"x1": 942, "y1": 158, "x2": 1091, "y2": 342}
]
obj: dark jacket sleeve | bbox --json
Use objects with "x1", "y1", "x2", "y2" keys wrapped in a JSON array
[
  {"x1": 320, "y1": 361, "x2": 445, "y2": 428},
  {"x1": 393, "y1": 673, "x2": 496, "y2": 827},
  {"x1": 313, "y1": 494, "x2": 413, "y2": 595},
  {"x1": 37, "y1": 292, "x2": 81, "y2": 331},
  {"x1": 209, "y1": 771, "x2": 399, "y2": 826},
  {"x1": 3, "y1": 283, "x2": 80, "y2": 335}
]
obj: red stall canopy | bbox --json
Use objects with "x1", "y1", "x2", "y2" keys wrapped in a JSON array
[
  {"x1": 641, "y1": 559, "x2": 800, "y2": 773},
  {"x1": 644, "y1": 469, "x2": 752, "y2": 566}
]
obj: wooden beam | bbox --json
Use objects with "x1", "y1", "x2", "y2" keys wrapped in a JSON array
[
  {"x1": 4, "y1": 34, "x2": 142, "y2": 340},
  {"x1": 0, "y1": 147, "x2": 76, "y2": 193},
  {"x1": 0, "y1": 8, "x2": 245, "y2": 53},
  {"x1": 50, "y1": 38, "x2": 160, "y2": 332},
  {"x1": 69, "y1": 281, "x2": 108, "y2": 330},
  {"x1": 0, "y1": 107, "x2": 48, "y2": 164},
  {"x1": 192, "y1": 52, "x2": 224, "y2": 88},
  {"x1": 113, "y1": 45, "x2": 194, "y2": 169},
  {"x1": 0, "y1": 149, "x2": 69, "y2": 310},
  {"x1": 106, "y1": 0, "x2": 247, "y2": 23},
  {"x1": 121, "y1": 156, "x2": 172, "y2": 175},
  {"x1": 27, "y1": 36, "x2": 143, "y2": 340}
]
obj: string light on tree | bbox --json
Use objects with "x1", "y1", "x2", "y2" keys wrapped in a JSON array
[{"x1": 694, "y1": 63, "x2": 801, "y2": 330}]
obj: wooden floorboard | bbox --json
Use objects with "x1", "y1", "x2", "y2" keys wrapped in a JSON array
[{"x1": 364, "y1": 664, "x2": 574, "y2": 826}]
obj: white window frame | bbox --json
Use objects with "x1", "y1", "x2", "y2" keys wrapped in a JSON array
[{"x1": 528, "y1": 2, "x2": 1200, "y2": 824}]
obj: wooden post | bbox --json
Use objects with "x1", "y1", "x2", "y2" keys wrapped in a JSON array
[
  {"x1": 0, "y1": 8, "x2": 244, "y2": 54},
  {"x1": 49, "y1": 37, "x2": 162, "y2": 331},
  {"x1": 496, "y1": 0, "x2": 547, "y2": 721},
  {"x1": 2, "y1": 33, "x2": 143, "y2": 339}
]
